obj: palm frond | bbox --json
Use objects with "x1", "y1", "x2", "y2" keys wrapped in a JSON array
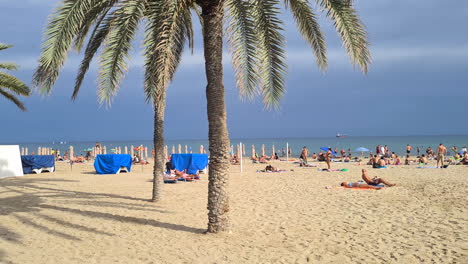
[
  {"x1": 252, "y1": 0, "x2": 287, "y2": 110},
  {"x1": 0, "y1": 88, "x2": 27, "y2": 111},
  {"x1": 33, "y1": 0, "x2": 103, "y2": 94},
  {"x1": 226, "y1": 0, "x2": 260, "y2": 101},
  {"x1": 72, "y1": 9, "x2": 117, "y2": 100},
  {"x1": 0, "y1": 72, "x2": 30, "y2": 96},
  {"x1": 144, "y1": 0, "x2": 192, "y2": 103},
  {"x1": 0, "y1": 43, "x2": 12, "y2": 50},
  {"x1": 0, "y1": 62, "x2": 19, "y2": 70},
  {"x1": 317, "y1": 0, "x2": 370, "y2": 72},
  {"x1": 285, "y1": 0, "x2": 327, "y2": 70},
  {"x1": 72, "y1": 1, "x2": 116, "y2": 52},
  {"x1": 97, "y1": 0, "x2": 145, "y2": 106}
]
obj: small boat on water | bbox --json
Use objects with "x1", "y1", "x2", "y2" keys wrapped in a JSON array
[{"x1": 336, "y1": 133, "x2": 348, "y2": 138}]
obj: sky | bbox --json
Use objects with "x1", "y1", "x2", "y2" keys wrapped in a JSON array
[{"x1": 0, "y1": 0, "x2": 467, "y2": 143}]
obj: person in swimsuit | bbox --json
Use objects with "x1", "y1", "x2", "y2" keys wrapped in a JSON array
[
  {"x1": 406, "y1": 144, "x2": 412, "y2": 154},
  {"x1": 418, "y1": 154, "x2": 428, "y2": 164},
  {"x1": 394, "y1": 155, "x2": 401, "y2": 165},
  {"x1": 361, "y1": 169, "x2": 396, "y2": 187},
  {"x1": 340, "y1": 182, "x2": 383, "y2": 190},
  {"x1": 437, "y1": 143, "x2": 447, "y2": 168},
  {"x1": 300, "y1": 146, "x2": 309, "y2": 164},
  {"x1": 460, "y1": 152, "x2": 468, "y2": 165},
  {"x1": 325, "y1": 148, "x2": 332, "y2": 170}
]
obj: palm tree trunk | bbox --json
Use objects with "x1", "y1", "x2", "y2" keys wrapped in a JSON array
[
  {"x1": 152, "y1": 97, "x2": 166, "y2": 202},
  {"x1": 200, "y1": 0, "x2": 231, "y2": 233}
]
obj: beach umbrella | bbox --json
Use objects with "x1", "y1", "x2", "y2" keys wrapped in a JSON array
[
  {"x1": 320, "y1": 147, "x2": 336, "y2": 155},
  {"x1": 124, "y1": 146, "x2": 128, "y2": 154},
  {"x1": 185, "y1": 145, "x2": 188, "y2": 153},
  {"x1": 251, "y1": 145, "x2": 255, "y2": 158},
  {"x1": 145, "y1": 146, "x2": 148, "y2": 159},
  {"x1": 354, "y1": 147, "x2": 370, "y2": 152},
  {"x1": 272, "y1": 145, "x2": 275, "y2": 156},
  {"x1": 200, "y1": 145, "x2": 204, "y2": 154},
  {"x1": 25, "y1": 147, "x2": 28, "y2": 155},
  {"x1": 178, "y1": 144, "x2": 181, "y2": 154},
  {"x1": 354, "y1": 147, "x2": 370, "y2": 158},
  {"x1": 171, "y1": 145, "x2": 175, "y2": 154},
  {"x1": 261, "y1": 144, "x2": 265, "y2": 156},
  {"x1": 69, "y1": 146, "x2": 74, "y2": 160}
]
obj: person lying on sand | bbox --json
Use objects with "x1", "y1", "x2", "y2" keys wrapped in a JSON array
[
  {"x1": 340, "y1": 182, "x2": 383, "y2": 190},
  {"x1": 361, "y1": 169, "x2": 396, "y2": 187},
  {"x1": 265, "y1": 165, "x2": 284, "y2": 172}
]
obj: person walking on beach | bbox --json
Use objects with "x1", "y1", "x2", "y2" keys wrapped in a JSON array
[
  {"x1": 406, "y1": 144, "x2": 412, "y2": 155},
  {"x1": 437, "y1": 143, "x2": 447, "y2": 168},
  {"x1": 417, "y1": 146, "x2": 420, "y2": 156},
  {"x1": 325, "y1": 148, "x2": 332, "y2": 170}
]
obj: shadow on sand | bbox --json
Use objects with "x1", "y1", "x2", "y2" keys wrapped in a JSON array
[{"x1": 0, "y1": 176, "x2": 206, "y2": 260}]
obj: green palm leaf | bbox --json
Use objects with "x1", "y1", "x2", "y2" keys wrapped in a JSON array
[
  {"x1": 144, "y1": 0, "x2": 192, "y2": 103},
  {"x1": 226, "y1": 0, "x2": 260, "y2": 101},
  {"x1": 285, "y1": 0, "x2": 327, "y2": 70},
  {"x1": 97, "y1": 0, "x2": 145, "y2": 105},
  {"x1": 0, "y1": 62, "x2": 19, "y2": 71},
  {"x1": 0, "y1": 89, "x2": 27, "y2": 111},
  {"x1": 252, "y1": 0, "x2": 287, "y2": 110},
  {"x1": 34, "y1": 0, "x2": 103, "y2": 94},
  {"x1": 317, "y1": 0, "x2": 371, "y2": 72},
  {"x1": 72, "y1": 1, "x2": 117, "y2": 52},
  {"x1": 72, "y1": 9, "x2": 117, "y2": 100}
]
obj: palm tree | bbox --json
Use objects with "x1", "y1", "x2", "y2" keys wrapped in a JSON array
[
  {"x1": 198, "y1": 0, "x2": 370, "y2": 233},
  {"x1": 0, "y1": 44, "x2": 31, "y2": 111},
  {"x1": 33, "y1": 0, "x2": 194, "y2": 202},
  {"x1": 35, "y1": 0, "x2": 370, "y2": 233}
]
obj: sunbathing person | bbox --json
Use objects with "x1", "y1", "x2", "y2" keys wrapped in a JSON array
[
  {"x1": 458, "y1": 152, "x2": 468, "y2": 165},
  {"x1": 361, "y1": 169, "x2": 395, "y2": 187},
  {"x1": 231, "y1": 154, "x2": 240, "y2": 165},
  {"x1": 418, "y1": 154, "x2": 428, "y2": 164},
  {"x1": 265, "y1": 165, "x2": 284, "y2": 172},
  {"x1": 372, "y1": 156, "x2": 386, "y2": 168},
  {"x1": 173, "y1": 169, "x2": 187, "y2": 178},
  {"x1": 340, "y1": 182, "x2": 383, "y2": 190},
  {"x1": 259, "y1": 155, "x2": 268, "y2": 163},
  {"x1": 394, "y1": 155, "x2": 401, "y2": 165},
  {"x1": 404, "y1": 155, "x2": 410, "y2": 165}
]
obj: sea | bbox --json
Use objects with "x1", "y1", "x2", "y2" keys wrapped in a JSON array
[{"x1": 10, "y1": 135, "x2": 468, "y2": 157}]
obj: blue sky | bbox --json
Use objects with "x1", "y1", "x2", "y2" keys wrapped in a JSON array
[{"x1": 0, "y1": 0, "x2": 467, "y2": 143}]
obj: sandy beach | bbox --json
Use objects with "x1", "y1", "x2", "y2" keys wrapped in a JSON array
[{"x1": 0, "y1": 158, "x2": 466, "y2": 264}]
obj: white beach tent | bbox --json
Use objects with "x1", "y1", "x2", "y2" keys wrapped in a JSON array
[{"x1": 0, "y1": 145, "x2": 24, "y2": 178}]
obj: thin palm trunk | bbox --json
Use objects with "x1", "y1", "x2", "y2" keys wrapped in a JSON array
[
  {"x1": 200, "y1": 1, "x2": 231, "y2": 233},
  {"x1": 152, "y1": 97, "x2": 166, "y2": 202}
]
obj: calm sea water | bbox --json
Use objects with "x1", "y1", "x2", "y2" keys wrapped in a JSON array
[{"x1": 12, "y1": 135, "x2": 468, "y2": 157}]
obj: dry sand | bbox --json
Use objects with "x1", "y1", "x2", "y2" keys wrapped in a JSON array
[{"x1": 0, "y1": 158, "x2": 467, "y2": 263}]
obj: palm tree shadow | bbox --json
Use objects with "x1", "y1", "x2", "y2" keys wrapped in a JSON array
[{"x1": 0, "y1": 176, "x2": 206, "y2": 258}]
